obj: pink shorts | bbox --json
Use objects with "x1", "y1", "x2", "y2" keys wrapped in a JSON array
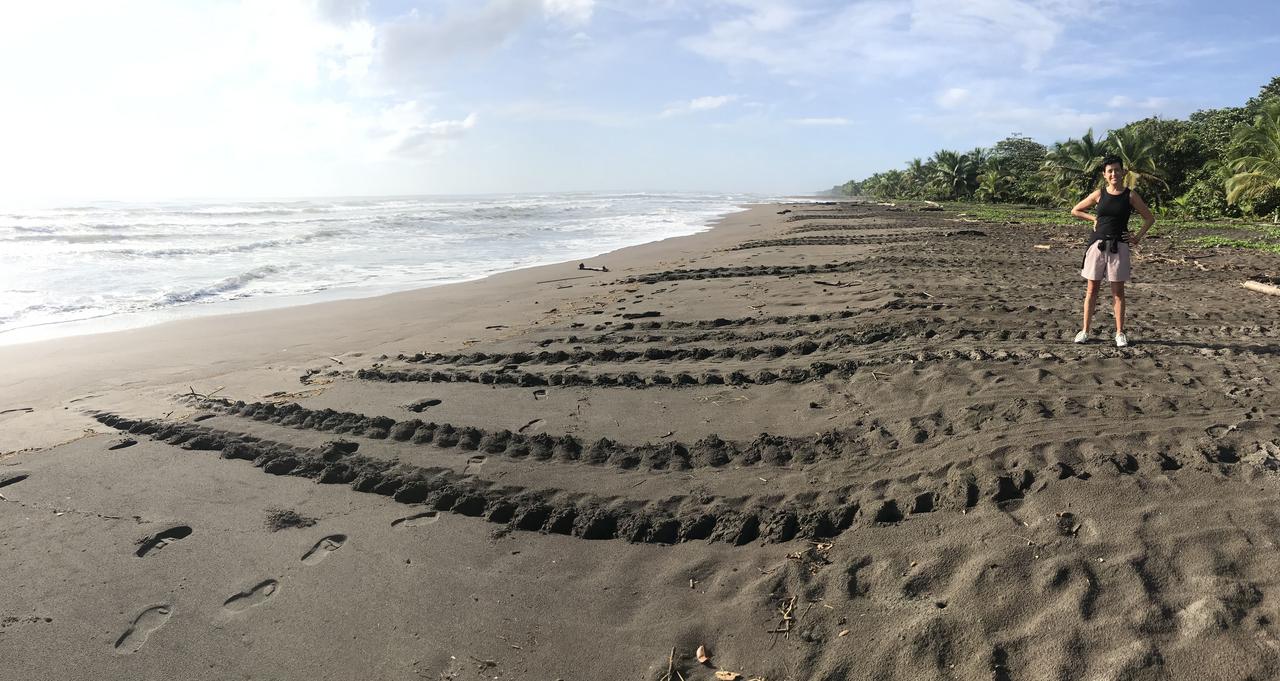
[{"x1": 1081, "y1": 242, "x2": 1130, "y2": 282}]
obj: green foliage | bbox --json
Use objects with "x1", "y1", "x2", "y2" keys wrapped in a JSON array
[
  {"x1": 1042, "y1": 129, "x2": 1106, "y2": 203},
  {"x1": 833, "y1": 76, "x2": 1280, "y2": 237},
  {"x1": 903, "y1": 158, "x2": 931, "y2": 199},
  {"x1": 1106, "y1": 127, "x2": 1168, "y2": 194},
  {"x1": 974, "y1": 166, "x2": 1014, "y2": 203},
  {"x1": 1184, "y1": 235, "x2": 1280, "y2": 254},
  {"x1": 1246, "y1": 76, "x2": 1280, "y2": 115},
  {"x1": 928, "y1": 149, "x2": 979, "y2": 200},
  {"x1": 990, "y1": 134, "x2": 1047, "y2": 203},
  {"x1": 1108, "y1": 117, "x2": 1203, "y2": 206},
  {"x1": 1226, "y1": 101, "x2": 1280, "y2": 218},
  {"x1": 1187, "y1": 106, "x2": 1251, "y2": 161},
  {"x1": 944, "y1": 202, "x2": 1079, "y2": 226},
  {"x1": 1176, "y1": 163, "x2": 1239, "y2": 218}
]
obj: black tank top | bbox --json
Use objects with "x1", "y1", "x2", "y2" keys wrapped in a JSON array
[{"x1": 1094, "y1": 188, "x2": 1132, "y2": 240}]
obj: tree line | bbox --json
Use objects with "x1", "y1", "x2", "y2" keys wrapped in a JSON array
[{"x1": 833, "y1": 76, "x2": 1280, "y2": 220}]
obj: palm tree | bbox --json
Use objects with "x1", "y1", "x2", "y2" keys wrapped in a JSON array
[
  {"x1": 975, "y1": 159, "x2": 1014, "y2": 203},
  {"x1": 1225, "y1": 101, "x2": 1280, "y2": 220},
  {"x1": 1043, "y1": 129, "x2": 1107, "y2": 197},
  {"x1": 904, "y1": 158, "x2": 929, "y2": 199},
  {"x1": 967, "y1": 147, "x2": 990, "y2": 171},
  {"x1": 1107, "y1": 127, "x2": 1167, "y2": 192},
  {"x1": 863, "y1": 170, "x2": 909, "y2": 199},
  {"x1": 929, "y1": 149, "x2": 976, "y2": 200}
]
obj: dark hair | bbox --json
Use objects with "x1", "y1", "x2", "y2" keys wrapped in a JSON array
[{"x1": 1101, "y1": 156, "x2": 1123, "y2": 170}]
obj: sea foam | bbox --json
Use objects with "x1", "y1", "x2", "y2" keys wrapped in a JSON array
[{"x1": 0, "y1": 192, "x2": 764, "y2": 343}]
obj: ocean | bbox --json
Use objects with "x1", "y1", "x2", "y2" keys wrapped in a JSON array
[{"x1": 0, "y1": 193, "x2": 764, "y2": 345}]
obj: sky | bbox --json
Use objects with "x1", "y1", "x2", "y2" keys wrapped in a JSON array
[{"x1": 0, "y1": 0, "x2": 1277, "y2": 201}]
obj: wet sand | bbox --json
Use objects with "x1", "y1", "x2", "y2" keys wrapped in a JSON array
[{"x1": 3, "y1": 201, "x2": 1280, "y2": 680}]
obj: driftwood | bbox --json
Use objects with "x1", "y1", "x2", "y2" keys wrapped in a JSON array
[{"x1": 1243, "y1": 280, "x2": 1280, "y2": 297}]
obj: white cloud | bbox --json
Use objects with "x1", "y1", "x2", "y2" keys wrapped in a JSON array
[
  {"x1": 0, "y1": 2, "x2": 491, "y2": 199},
  {"x1": 1107, "y1": 95, "x2": 1171, "y2": 110},
  {"x1": 661, "y1": 95, "x2": 738, "y2": 117},
  {"x1": 501, "y1": 100, "x2": 637, "y2": 127},
  {"x1": 684, "y1": 0, "x2": 1085, "y2": 79},
  {"x1": 543, "y1": 0, "x2": 595, "y2": 26},
  {"x1": 913, "y1": 103, "x2": 1111, "y2": 139},
  {"x1": 910, "y1": 77, "x2": 1114, "y2": 139},
  {"x1": 389, "y1": 111, "x2": 478, "y2": 156},
  {"x1": 689, "y1": 95, "x2": 736, "y2": 111},
  {"x1": 789, "y1": 117, "x2": 852, "y2": 126},
  {"x1": 374, "y1": 0, "x2": 596, "y2": 84},
  {"x1": 936, "y1": 87, "x2": 970, "y2": 109},
  {"x1": 376, "y1": 1, "x2": 540, "y2": 81}
]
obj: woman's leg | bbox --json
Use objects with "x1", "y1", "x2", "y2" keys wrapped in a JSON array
[
  {"x1": 1082, "y1": 279, "x2": 1100, "y2": 332},
  {"x1": 1110, "y1": 281, "x2": 1125, "y2": 332}
]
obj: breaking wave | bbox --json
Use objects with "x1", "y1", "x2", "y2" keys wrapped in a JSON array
[{"x1": 0, "y1": 192, "x2": 771, "y2": 342}]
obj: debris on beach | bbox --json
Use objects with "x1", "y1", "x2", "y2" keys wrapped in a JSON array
[
  {"x1": 264, "y1": 508, "x2": 318, "y2": 532},
  {"x1": 1243, "y1": 279, "x2": 1280, "y2": 296}
]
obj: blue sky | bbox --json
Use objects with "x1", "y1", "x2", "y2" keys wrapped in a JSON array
[{"x1": 1, "y1": 0, "x2": 1277, "y2": 201}]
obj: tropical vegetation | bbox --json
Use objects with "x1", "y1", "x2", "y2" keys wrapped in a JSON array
[{"x1": 833, "y1": 76, "x2": 1280, "y2": 222}]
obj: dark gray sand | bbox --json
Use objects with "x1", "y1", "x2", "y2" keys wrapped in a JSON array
[{"x1": 3, "y1": 202, "x2": 1280, "y2": 680}]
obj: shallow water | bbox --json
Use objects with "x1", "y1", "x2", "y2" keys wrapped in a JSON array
[{"x1": 0, "y1": 192, "x2": 766, "y2": 344}]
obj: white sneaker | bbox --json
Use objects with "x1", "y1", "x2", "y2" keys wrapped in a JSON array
[
  {"x1": 1115, "y1": 332, "x2": 1129, "y2": 348},
  {"x1": 1073, "y1": 330, "x2": 1089, "y2": 344}
]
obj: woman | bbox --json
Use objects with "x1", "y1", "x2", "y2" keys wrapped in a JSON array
[{"x1": 1069, "y1": 156, "x2": 1155, "y2": 347}]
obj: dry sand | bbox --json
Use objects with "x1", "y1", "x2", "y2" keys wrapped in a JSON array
[{"x1": 2, "y1": 201, "x2": 1280, "y2": 680}]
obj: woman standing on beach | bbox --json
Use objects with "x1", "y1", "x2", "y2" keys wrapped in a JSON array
[{"x1": 1070, "y1": 156, "x2": 1156, "y2": 347}]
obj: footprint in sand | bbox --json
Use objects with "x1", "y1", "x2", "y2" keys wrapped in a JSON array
[
  {"x1": 222, "y1": 580, "x2": 279, "y2": 614},
  {"x1": 517, "y1": 418, "x2": 544, "y2": 434},
  {"x1": 114, "y1": 605, "x2": 173, "y2": 654},
  {"x1": 135, "y1": 526, "x2": 193, "y2": 558},
  {"x1": 391, "y1": 511, "x2": 439, "y2": 528},
  {"x1": 0, "y1": 472, "x2": 29, "y2": 489},
  {"x1": 406, "y1": 398, "x2": 442, "y2": 413},
  {"x1": 300, "y1": 534, "x2": 347, "y2": 565}
]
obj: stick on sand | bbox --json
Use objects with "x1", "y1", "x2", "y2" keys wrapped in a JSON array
[{"x1": 1243, "y1": 280, "x2": 1280, "y2": 297}]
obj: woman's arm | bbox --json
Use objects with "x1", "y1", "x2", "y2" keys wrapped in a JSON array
[
  {"x1": 1129, "y1": 192, "x2": 1155, "y2": 246},
  {"x1": 1071, "y1": 190, "x2": 1101, "y2": 225}
]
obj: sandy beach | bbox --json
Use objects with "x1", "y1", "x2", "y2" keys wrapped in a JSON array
[{"x1": 3, "y1": 201, "x2": 1280, "y2": 681}]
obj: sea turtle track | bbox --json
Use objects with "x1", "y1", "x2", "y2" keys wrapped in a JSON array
[
  {"x1": 620, "y1": 255, "x2": 975, "y2": 284},
  {"x1": 621, "y1": 261, "x2": 870, "y2": 284},
  {"x1": 585, "y1": 304, "x2": 942, "y2": 329},
  {"x1": 785, "y1": 212, "x2": 888, "y2": 222},
  {"x1": 184, "y1": 392, "x2": 1267, "y2": 482},
  {"x1": 519, "y1": 321, "x2": 1276, "y2": 351},
  {"x1": 170, "y1": 397, "x2": 879, "y2": 471},
  {"x1": 525, "y1": 318, "x2": 938, "y2": 347},
  {"x1": 786, "y1": 223, "x2": 941, "y2": 234},
  {"x1": 352, "y1": 343, "x2": 1278, "y2": 391},
  {"x1": 88, "y1": 412, "x2": 897, "y2": 545},
  {"x1": 731, "y1": 231, "x2": 987, "y2": 250},
  {"x1": 89, "y1": 406, "x2": 1279, "y2": 548},
  {"x1": 398, "y1": 325, "x2": 936, "y2": 367}
]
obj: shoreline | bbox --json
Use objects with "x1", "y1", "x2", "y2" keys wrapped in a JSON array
[
  {"x1": 0, "y1": 202, "x2": 776, "y2": 455},
  {"x1": 0, "y1": 196, "x2": 764, "y2": 348}
]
